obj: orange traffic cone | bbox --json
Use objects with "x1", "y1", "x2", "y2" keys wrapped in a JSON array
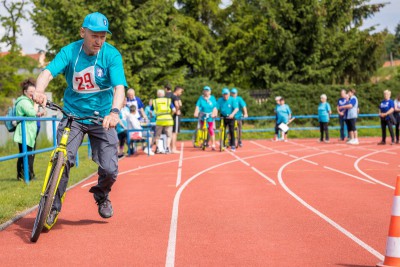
[{"x1": 378, "y1": 176, "x2": 400, "y2": 267}]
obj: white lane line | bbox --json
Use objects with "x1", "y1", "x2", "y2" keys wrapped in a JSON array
[
  {"x1": 175, "y1": 143, "x2": 185, "y2": 187},
  {"x1": 227, "y1": 150, "x2": 275, "y2": 185},
  {"x1": 323, "y1": 166, "x2": 375, "y2": 184},
  {"x1": 81, "y1": 153, "x2": 217, "y2": 188},
  {"x1": 344, "y1": 154, "x2": 358, "y2": 159},
  {"x1": 301, "y1": 159, "x2": 318, "y2": 165},
  {"x1": 364, "y1": 158, "x2": 389, "y2": 165},
  {"x1": 354, "y1": 150, "x2": 396, "y2": 189},
  {"x1": 166, "y1": 152, "x2": 276, "y2": 267},
  {"x1": 252, "y1": 141, "x2": 320, "y2": 166},
  {"x1": 277, "y1": 152, "x2": 385, "y2": 261},
  {"x1": 250, "y1": 167, "x2": 276, "y2": 185}
]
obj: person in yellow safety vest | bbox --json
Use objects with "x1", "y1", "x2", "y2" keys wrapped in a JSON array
[{"x1": 151, "y1": 89, "x2": 176, "y2": 153}]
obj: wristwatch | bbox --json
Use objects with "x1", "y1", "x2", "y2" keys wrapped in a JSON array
[{"x1": 110, "y1": 108, "x2": 120, "y2": 114}]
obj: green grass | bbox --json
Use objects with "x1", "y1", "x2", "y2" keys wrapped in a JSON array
[{"x1": 0, "y1": 139, "x2": 98, "y2": 225}]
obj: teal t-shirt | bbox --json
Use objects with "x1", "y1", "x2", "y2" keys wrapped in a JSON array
[
  {"x1": 217, "y1": 96, "x2": 239, "y2": 117},
  {"x1": 196, "y1": 95, "x2": 217, "y2": 122},
  {"x1": 232, "y1": 96, "x2": 247, "y2": 119},
  {"x1": 276, "y1": 104, "x2": 291, "y2": 124},
  {"x1": 318, "y1": 102, "x2": 331, "y2": 123},
  {"x1": 45, "y1": 39, "x2": 128, "y2": 121}
]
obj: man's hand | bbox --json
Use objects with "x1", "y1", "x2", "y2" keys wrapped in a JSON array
[
  {"x1": 103, "y1": 112, "x2": 119, "y2": 129},
  {"x1": 244, "y1": 114, "x2": 248, "y2": 118},
  {"x1": 228, "y1": 114, "x2": 234, "y2": 119},
  {"x1": 33, "y1": 92, "x2": 47, "y2": 107}
]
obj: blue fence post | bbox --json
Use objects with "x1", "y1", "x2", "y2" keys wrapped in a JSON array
[
  {"x1": 21, "y1": 120, "x2": 29, "y2": 184},
  {"x1": 52, "y1": 117, "x2": 57, "y2": 147}
]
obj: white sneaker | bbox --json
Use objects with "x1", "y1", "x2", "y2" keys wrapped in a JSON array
[
  {"x1": 346, "y1": 139, "x2": 352, "y2": 144},
  {"x1": 144, "y1": 147, "x2": 155, "y2": 156},
  {"x1": 351, "y1": 139, "x2": 359, "y2": 145}
]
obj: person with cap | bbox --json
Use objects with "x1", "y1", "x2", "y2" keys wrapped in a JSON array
[
  {"x1": 273, "y1": 96, "x2": 282, "y2": 141},
  {"x1": 341, "y1": 88, "x2": 359, "y2": 145},
  {"x1": 126, "y1": 88, "x2": 148, "y2": 121},
  {"x1": 275, "y1": 97, "x2": 292, "y2": 142},
  {"x1": 378, "y1": 90, "x2": 395, "y2": 145},
  {"x1": 33, "y1": 12, "x2": 127, "y2": 226},
  {"x1": 230, "y1": 88, "x2": 248, "y2": 147},
  {"x1": 217, "y1": 88, "x2": 239, "y2": 151},
  {"x1": 194, "y1": 86, "x2": 218, "y2": 150}
]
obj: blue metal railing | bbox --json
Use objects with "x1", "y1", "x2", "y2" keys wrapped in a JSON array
[
  {"x1": 179, "y1": 114, "x2": 381, "y2": 134},
  {"x1": 0, "y1": 113, "x2": 382, "y2": 183},
  {"x1": 0, "y1": 116, "x2": 90, "y2": 184}
]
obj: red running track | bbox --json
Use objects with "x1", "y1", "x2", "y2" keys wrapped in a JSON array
[{"x1": 0, "y1": 137, "x2": 398, "y2": 266}]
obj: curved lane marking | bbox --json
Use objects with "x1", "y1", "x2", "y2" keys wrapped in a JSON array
[
  {"x1": 165, "y1": 151, "x2": 281, "y2": 267},
  {"x1": 277, "y1": 151, "x2": 385, "y2": 261}
]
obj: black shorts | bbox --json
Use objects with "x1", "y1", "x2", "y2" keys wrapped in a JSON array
[
  {"x1": 345, "y1": 118, "x2": 357, "y2": 132},
  {"x1": 173, "y1": 115, "x2": 181, "y2": 133}
]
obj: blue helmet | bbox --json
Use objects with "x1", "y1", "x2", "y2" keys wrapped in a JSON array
[
  {"x1": 231, "y1": 88, "x2": 238, "y2": 94},
  {"x1": 222, "y1": 88, "x2": 230, "y2": 95},
  {"x1": 203, "y1": 86, "x2": 211, "y2": 91}
]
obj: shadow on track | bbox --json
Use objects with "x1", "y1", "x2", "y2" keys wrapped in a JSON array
[{"x1": 12, "y1": 217, "x2": 108, "y2": 243}]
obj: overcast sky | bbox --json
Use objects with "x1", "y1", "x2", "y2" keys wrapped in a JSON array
[{"x1": 0, "y1": 0, "x2": 399, "y2": 54}]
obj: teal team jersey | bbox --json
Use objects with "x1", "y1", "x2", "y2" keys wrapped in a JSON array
[
  {"x1": 45, "y1": 39, "x2": 128, "y2": 121},
  {"x1": 196, "y1": 95, "x2": 218, "y2": 122},
  {"x1": 276, "y1": 104, "x2": 291, "y2": 124},
  {"x1": 233, "y1": 96, "x2": 247, "y2": 119},
  {"x1": 318, "y1": 102, "x2": 331, "y2": 123},
  {"x1": 217, "y1": 96, "x2": 239, "y2": 117}
]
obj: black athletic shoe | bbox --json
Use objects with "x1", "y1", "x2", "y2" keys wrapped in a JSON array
[
  {"x1": 46, "y1": 209, "x2": 58, "y2": 226},
  {"x1": 94, "y1": 195, "x2": 113, "y2": 218}
]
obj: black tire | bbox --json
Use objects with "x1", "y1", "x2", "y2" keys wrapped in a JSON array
[
  {"x1": 219, "y1": 127, "x2": 225, "y2": 152},
  {"x1": 201, "y1": 129, "x2": 208, "y2": 150},
  {"x1": 192, "y1": 131, "x2": 198, "y2": 148},
  {"x1": 235, "y1": 125, "x2": 240, "y2": 148},
  {"x1": 30, "y1": 152, "x2": 64, "y2": 242}
]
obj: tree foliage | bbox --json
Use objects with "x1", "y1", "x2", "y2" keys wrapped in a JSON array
[
  {"x1": 26, "y1": 0, "x2": 389, "y2": 113},
  {"x1": 0, "y1": 0, "x2": 27, "y2": 52}
]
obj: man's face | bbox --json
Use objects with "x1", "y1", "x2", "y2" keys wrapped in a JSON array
[
  {"x1": 176, "y1": 88, "x2": 183, "y2": 96},
  {"x1": 223, "y1": 94, "x2": 229, "y2": 100},
  {"x1": 231, "y1": 93, "x2": 237, "y2": 98},
  {"x1": 127, "y1": 91, "x2": 135, "y2": 99},
  {"x1": 81, "y1": 28, "x2": 107, "y2": 55}
]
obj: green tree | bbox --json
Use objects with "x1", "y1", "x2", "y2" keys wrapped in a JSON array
[{"x1": 0, "y1": 0, "x2": 27, "y2": 52}]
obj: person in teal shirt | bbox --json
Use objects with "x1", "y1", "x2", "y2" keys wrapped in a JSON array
[
  {"x1": 276, "y1": 97, "x2": 292, "y2": 141},
  {"x1": 318, "y1": 94, "x2": 332, "y2": 142},
  {"x1": 217, "y1": 88, "x2": 239, "y2": 151},
  {"x1": 33, "y1": 12, "x2": 127, "y2": 227},
  {"x1": 230, "y1": 88, "x2": 248, "y2": 147},
  {"x1": 194, "y1": 86, "x2": 218, "y2": 150}
]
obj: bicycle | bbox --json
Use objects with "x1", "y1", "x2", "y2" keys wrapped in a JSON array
[
  {"x1": 219, "y1": 117, "x2": 229, "y2": 151},
  {"x1": 30, "y1": 101, "x2": 103, "y2": 242},
  {"x1": 193, "y1": 112, "x2": 212, "y2": 150}
]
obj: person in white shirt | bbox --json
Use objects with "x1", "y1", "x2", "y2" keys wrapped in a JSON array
[{"x1": 126, "y1": 105, "x2": 154, "y2": 155}]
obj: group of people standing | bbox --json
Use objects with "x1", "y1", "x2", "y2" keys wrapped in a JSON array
[
  {"x1": 115, "y1": 85, "x2": 184, "y2": 156},
  {"x1": 317, "y1": 88, "x2": 359, "y2": 144},
  {"x1": 194, "y1": 86, "x2": 248, "y2": 151}
]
